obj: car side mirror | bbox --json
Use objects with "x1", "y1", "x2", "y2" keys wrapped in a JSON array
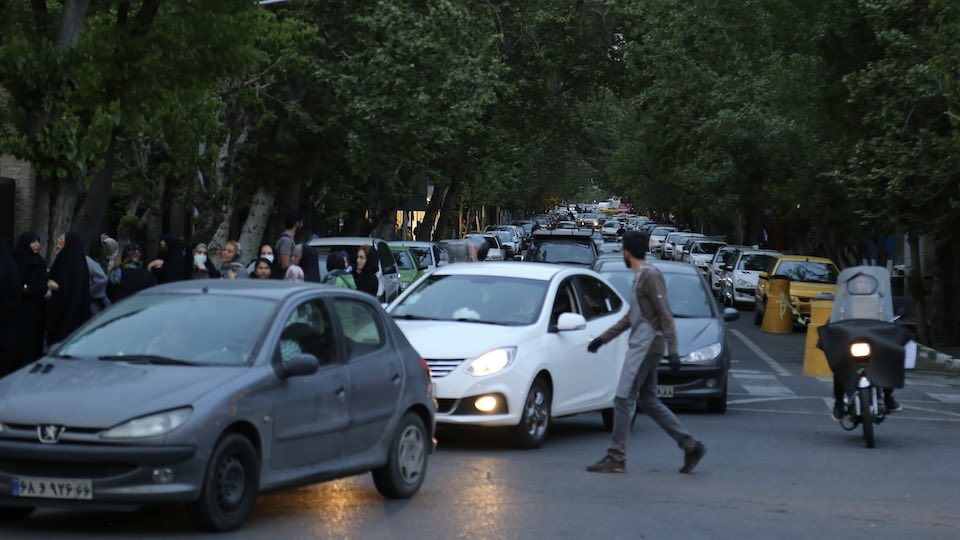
[
  {"x1": 722, "y1": 307, "x2": 740, "y2": 322},
  {"x1": 280, "y1": 353, "x2": 320, "y2": 378},
  {"x1": 556, "y1": 312, "x2": 587, "y2": 331}
]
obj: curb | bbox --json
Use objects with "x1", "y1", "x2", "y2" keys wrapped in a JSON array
[{"x1": 917, "y1": 346, "x2": 960, "y2": 373}]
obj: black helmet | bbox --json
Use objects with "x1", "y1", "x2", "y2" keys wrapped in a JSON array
[{"x1": 464, "y1": 234, "x2": 489, "y2": 262}]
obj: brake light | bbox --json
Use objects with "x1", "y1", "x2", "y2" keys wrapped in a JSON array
[{"x1": 418, "y1": 357, "x2": 432, "y2": 380}]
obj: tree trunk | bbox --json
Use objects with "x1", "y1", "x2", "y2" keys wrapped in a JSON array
[
  {"x1": 415, "y1": 183, "x2": 449, "y2": 241},
  {"x1": 74, "y1": 132, "x2": 117, "y2": 251},
  {"x1": 238, "y1": 186, "x2": 276, "y2": 258},
  {"x1": 48, "y1": 178, "x2": 79, "y2": 258},
  {"x1": 208, "y1": 206, "x2": 234, "y2": 267},
  {"x1": 55, "y1": 0, "x2": 91, "y2": 47},
  {"x1": 908, "y1": 232, "x2": 931, "y2": 345},
  {"x1": 30, "y1": 178, "x2": 51, "y2": 259}
]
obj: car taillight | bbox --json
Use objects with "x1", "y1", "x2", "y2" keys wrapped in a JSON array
[{"x1": 418, "y1": 357, "x2": 432, "y2": 380}]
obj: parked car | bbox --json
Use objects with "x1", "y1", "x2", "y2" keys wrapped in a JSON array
[
  {"x1": 388, "y1": 245, "x2": 427, "y2": 292},
  {"x1": 661, "y1": 232, "x2": 683, "y2": 260},
  {"x1": 600, "y1": 220, "x2": 624, "y2": 241},
  {"x1": 682, "y1": 240, "x2": 728, "y2": 276},
  {"x1": 388, "y1": 241, "x2": 446, "y2": 271},
  {"x1": 597, "y1": 260, "x2": 739, "y2": 412},
  {"x1": 708, "y1": 245, "x2": 742, "y2": 296},
  {"x1": 754, "y1": 255, "x2": 839, "y2": 325},
  {"x1": 307, "y1": 237, "x2": 401, "y2": 302},
  {"x1": 525, "y1": 230, "x2": 599, "y2": 268},
  {"x1": 669, "y1": 233, "x2": 704, "y2": 261},
  {"x1": 648, "y1": 226, "x2": 678, "y2": 256},
  {"x1": 0, "y1": 281, "x2": 436, "y2": 531},
  {"x1": 718, "y1": 249, "x2": 780, "y2": 308},
  {"x1": 388, "y1": 263, "x2": 629, "y2": 446},
  {"x1": 598, "y1": 242, "x2": 623, "y2": 255},
  {"x1": 484, "y1": 225, "x2": 522, "y2": 256}
]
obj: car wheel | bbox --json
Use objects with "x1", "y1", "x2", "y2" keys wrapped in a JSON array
[
  {"x1": 707, "y1": 383, "x2": 728, "y2": 414},
  {"x1": 187, "y1": 433, "x2": 260, "y2": 532},
  {"x1": 512, "y1": 378, "x2": 552, "y2": 448},
  {"x1": 0, "y1": 506, "x2": 34, "y2": 522},
  {"x1": 372, "y1": 412, "x2": 429, "y2": 499}
]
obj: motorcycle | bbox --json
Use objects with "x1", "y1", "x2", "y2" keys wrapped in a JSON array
[{"x1": 816, "y1": 266, "x2": 913, "y2": 448}]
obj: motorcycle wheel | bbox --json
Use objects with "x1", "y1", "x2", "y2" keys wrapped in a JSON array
[{"x1": 859, "y1": 387, "x2": 875, "y2": 449}]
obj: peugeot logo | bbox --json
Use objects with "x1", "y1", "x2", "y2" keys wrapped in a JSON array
[{"x1": 37, "y1": 425, "x2": 65, "y2": 444}]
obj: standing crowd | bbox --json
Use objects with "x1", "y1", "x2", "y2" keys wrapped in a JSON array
[{"x1": 0, "y1": 210, "x2": 379, "y2": 377}]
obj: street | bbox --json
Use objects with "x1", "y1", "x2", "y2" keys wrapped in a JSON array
[{"x1": 3, "y1": 315, "x2": 959, "y2": 539}]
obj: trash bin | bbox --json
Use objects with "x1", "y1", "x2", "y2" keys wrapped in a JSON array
[
  {"x1": 761, "y1": 275, "x2": 793, "y2": 334},
  {"x1": 803, "y1": 294, "x2": 834, "y2": 377}
]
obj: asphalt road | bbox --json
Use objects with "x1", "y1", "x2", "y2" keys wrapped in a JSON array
[{"x1": 3, "y1": 314, "x2": 960, "y2": 539}]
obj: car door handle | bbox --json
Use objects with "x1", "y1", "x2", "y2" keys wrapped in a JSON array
[
  {"x1": 390, "y1": 372, "x2": 401, "y2": 383},
  {"x1": 335, "y1": 385, "x2": 346, "y2": 396}
]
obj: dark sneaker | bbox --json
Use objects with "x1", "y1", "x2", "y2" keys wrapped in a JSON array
[
  {"x1": 587, "y1": 455, "x2": 625, "y2": 473},
  {"x1": 679, "y1": 442, "x2": 706, "y2": 474},
  {"x1": 832, "y1": 401, "x2": 844, "y2": 421},
  {"x1": 885, "y1": 397, "x2": 903, "y2": 412}
]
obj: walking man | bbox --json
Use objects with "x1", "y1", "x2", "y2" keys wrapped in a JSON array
[{"x1": 586, "y1": 231, "x2": 706, "y2": 474}]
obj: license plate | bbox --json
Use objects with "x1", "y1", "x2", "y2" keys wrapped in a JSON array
[
  {"x1": 657, "y1": 386, "x2": 674, "y2": 398},
  {"x1": 12, "y1": 476, "x2": 93, "y2": 500}
]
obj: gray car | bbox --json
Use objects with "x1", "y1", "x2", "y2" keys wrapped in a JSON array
[{"x1": 0, "y1": 281, "x2": 436, "y2": 531}]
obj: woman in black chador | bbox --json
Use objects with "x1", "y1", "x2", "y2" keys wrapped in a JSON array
[
  {"x1": 47, "y1": 231, "x2": 91, "y2": 346},
  {"x1": 12, "y1": 232, "x2": 48, "y2": 367},
  {"x1": 0, "y1": 239, "x2": 22, "y2": 375}
]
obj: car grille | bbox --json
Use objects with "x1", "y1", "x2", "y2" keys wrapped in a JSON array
[
  {"x1": 425, "y1": 359, "x2": 465, "y2": 378},
  {"x1": 0, "y1": 459, "x2": 137, "y2": 479}
]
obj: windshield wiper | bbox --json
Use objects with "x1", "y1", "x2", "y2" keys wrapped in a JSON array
[
  {"x1": 98, "y1": 354, "x2": 198, "y2": 366},
  {"x1": 51, "y1": 353, "x2": 78, "y2": 359},
  {"x1": 393, "y1": 314, "x2": 439, "y2": 321},
  {"x1": 454, "y1": 318, "x2": 514, "y2": 326}
]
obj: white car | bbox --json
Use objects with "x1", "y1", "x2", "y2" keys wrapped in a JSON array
[
  {"x1": 719, "y1": 249, "x2": 781, "y2": 307},
  {"x1": 648, "y1": 226, "x2": 677, "y2": 256},
  {"x1": 600, "y1": 220, "x2": 622, "y2": 240},
  {"x1": 388, "y1": 263, "x2": 628, "y2": 447},
  {"x1": 708, "y1": 245, "x2": 741, "y2": 296}
]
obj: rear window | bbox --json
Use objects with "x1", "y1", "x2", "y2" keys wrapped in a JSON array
[
  {"x1": 652, "y1": 227, "x2": 676, "y2": 236},
  {"x1": 528, "y1": 241, "x2": 596, "y2": 266},
  {"x1": 739, "y1": 254, "x2": 777, "y2": 272},
  {"x1": 776, "y1": 261, "x2": 838, "y2": 284},
  {"x1": 692, "y1": 242, "x2": 724, "y2": 255}
]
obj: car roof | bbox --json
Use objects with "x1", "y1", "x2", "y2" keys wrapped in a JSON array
[
  {"x1": 736, "y1": 249, "x2": 780, "y2": 256},
  {"x1": 599, "y1": 259, "x2": 700, "y2": 276},
  {"x1": 430, "y1": 262, "x2": 570, "y2": 281},
  {"x1": 142, "y1": 278, "x2": 335, "y2": 301},
  {"x1": 776, "y1": 255, "x2": 835, "y2": 264},
  {"x1": 308, "y1": 237, "x2": 384, "y2": 247}
]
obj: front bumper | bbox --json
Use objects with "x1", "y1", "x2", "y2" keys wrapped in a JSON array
[
  {"x1": 732, "y1": 287, "x2": 756, "y2": 304},
  {"x1": 432, "y1": 372, "x2": 528, "y2": 427},
  {"x1": 0, "y1": 438, "x2": 205, "y2": 507},
  {"x1": 657, "y1": 365, "x2": 727, "y2": 401}
]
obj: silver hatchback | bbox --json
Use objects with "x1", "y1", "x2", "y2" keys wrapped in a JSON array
[{"x1": 0, "y1": 281, "x2": 436, "y2": 531}]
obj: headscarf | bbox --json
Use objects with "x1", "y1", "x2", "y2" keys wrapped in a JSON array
[
  {"x1": 300, "y1": 244, "x2": 322, "y2": 283},
  {"x1": 110, "y1": 243, "x2": 142, "y2": 284},
  {"x1": 252, "y1": 257, "x2": 275, "y2": 279},
  {"x1": 284, "y1": 265, "x2": 304, "y2": 282},
  {"x1": 47, "y1": 230, "x2": 91, "y2": 343},
  {"x1": 352, "y1": 245, "x2": 379, "y2": 297},
  {"x1": 100, "y1": 234, "x2": 120, "y2": 273},
  {"x1": 153, "y1": 234, "x2": 187, "y2": 284},
  {"x1": 13, "y1": 232, "x2": 45, "y2": 278}
]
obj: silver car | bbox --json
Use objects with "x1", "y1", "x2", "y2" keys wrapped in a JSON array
[
  {"x1": 0, "y1": 281, "x2": 436, "y2": 531},
  {"x1": 648, "y1": 226, "x2": 677, "y2": 256}
]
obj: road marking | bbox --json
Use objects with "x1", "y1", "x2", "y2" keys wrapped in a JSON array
[
  {"x1": 727, "y1": 396, "x2": 799, "y2": 405},
  {"x1": 730, "y1": 329, "x2": 791, "y2": 377},
  {"x1": 740, "y1": 384, "x2": 795, "y2": 396},
  {"x1": 928, "y1": 393, "x2": 960, "y2": 404},
  {"x1": 732, "y1": 373, "x2": 777, "y2": 380},
  {"x1": 903, "y1": 404, "x2": 960, "y2": 418},
  {"x1": 727, "y1": 406, "x2": 960, "y2": 422}
]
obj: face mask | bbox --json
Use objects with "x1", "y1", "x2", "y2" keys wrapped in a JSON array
[
  {"x1": 261, "y1": 253, "x2": 275, "y2": 263},
  {"x1": 194, "y1": 254, "x2": 207, "y2": 265}
]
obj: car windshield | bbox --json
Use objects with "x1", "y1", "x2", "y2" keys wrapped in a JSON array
[
  {"x1": 406, "y1": 246, "x2": 432, "y2": 267},
  {"x1": 776, "y1": 261, "x2": 839, "y2": 284},
  {"x1": 739, "y1": 254, "x2": 777, "y2": 271},
  {"x1": 600, "y1": 271, "x2": 713, "y2": 318},
  {"x1": 692, "y1": 242, "x2": 724, "y2": 255},
  {"x1": 495, "y1": 231, "x2": 513, "y2": 243},
  {"x1": 652, "y1": 227, "x2": 676, "y2": 236},
  {"x1": 392, "y1": 275, "x2": 548, "y2": 326},
  {"x1": 311, "y1": 244, "x2": 368, "y2": 280},
  {"x1": 55, "y1": 293, "x2": 276, "y2": 365},
  {"x1": 529, "y1": 242, "x2": 595, "y2": 265}
]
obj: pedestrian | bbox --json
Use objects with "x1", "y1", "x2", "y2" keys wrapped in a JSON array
[
  {"x1": 586, "y1": 231, "x2": 706, "y2": 474},
  {"x1": 100, "y1": 233, "x2": 121, "y2": 274},
  {"x1": 46, "y1": 231, "x2": 92, "y2": 345},
  {"x1": 323, "y1": 252, "x2": 356, "y2": 289},
  {"x1": 0, "y1": 238, "x2": 22, "y2": 376},
  {"x1": 186, "y1": 243, "x2": 221, "y2": 280},
  {"x1": 299, "y1": 244, "x2": 322, "y2": 283},
  {"x1": 247, "y1": 244, "x2": 280, "y2": 278},
  {"x1": 217, "y1": 240, "x2": 248, "y2": 279},
  {"x1": 107, "y1": 243, "x2": 157, "y2": 303},
  {"x1": 353, "y1": 245, "x2": 379, "y2": 297},
  {"x1": 252, "y1": 258, "x2": 274, "y2": 280},
  {"x1": 147, "y1": 234, "x2": 188, "y2": 284},
  {"x1": 12, "y1": 232, "x2": 48, "y2": 367},
  {"x1": 86, "y1": 252, "x2": 110, "y2": 315},
  {"x1": 276, "y1": 210, "x2": 303, "y2": 276},
  {"x1": 284, "y1": 264, "x2": 305, "y2": 282}
]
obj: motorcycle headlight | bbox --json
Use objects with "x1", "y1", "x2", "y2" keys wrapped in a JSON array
[
  {"x1": 850, "y1": 342, "x2": 871, "y2": 358},
  {"x1": 101, "y1": 407, "x2": 192, "y2": 439},
  {"x1": 736, "y1": 278, "x2": 753, "y2": 288},
  {"x1": 682, "y1": 343, "x2": 722, "y2": 364},
  {"x1": 465, "y1": 348, "x2": 516, "y2": 377}
]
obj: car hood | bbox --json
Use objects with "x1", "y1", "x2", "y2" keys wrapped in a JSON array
[
  {"x1": 0, "y1": 360, "x2": 246, "y2": 428},
  {"x1": 788, "y1": 282, "x2": 837, "y2": 298},
  {"x1": 394, "y1": 320, "x2": 534, "y2": 359},
  {"x1": 691, "y1": 254, "x2": 713, "y2": 262},
  {"x1": 733, "y1": 270, "x2": 762, "y2": 286},
  {"x1": 674, "y1": 317, "x2": 723, "y2": 356}
]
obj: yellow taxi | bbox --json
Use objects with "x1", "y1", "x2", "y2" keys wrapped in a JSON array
[{"x1": 753, "y1": 255, "x2": 839, "y2": 325}]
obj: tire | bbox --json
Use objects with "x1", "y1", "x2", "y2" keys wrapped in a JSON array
[
  {"x1": 707, "y1": 383, "x2": 728, "y2": 414},
  {"x1": 860, "y1": 387, "x2": 876, "y2": 449},
  {"x1": 187, "y1": 433, "x2": 260, "y2": 532},
  {"x1": 372, "y1": 412, "x2": 429, "y2": 499},
  {"x1": 601, "y1": 408, "x2": 614, "y2": 432},
  {"x1": 512, "y1": 378, "x2": 552, "y2": 448},
  {"x1": 0, "y1": 506, "x2": 34, "y2": 522}
]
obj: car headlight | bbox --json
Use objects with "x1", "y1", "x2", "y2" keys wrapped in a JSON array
[
  {"x1": 682, "y1": 343, "x2": 722, "y2": 364},
  {"x1": 465, "y1": 347, "x2": 516, "y2": 377},
  {"x1": 101, "y1": 407, "x2": 192, "y2": 439},
  {"x1": 736, "y1": 278, "x2": 753, "y2": 288}
]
